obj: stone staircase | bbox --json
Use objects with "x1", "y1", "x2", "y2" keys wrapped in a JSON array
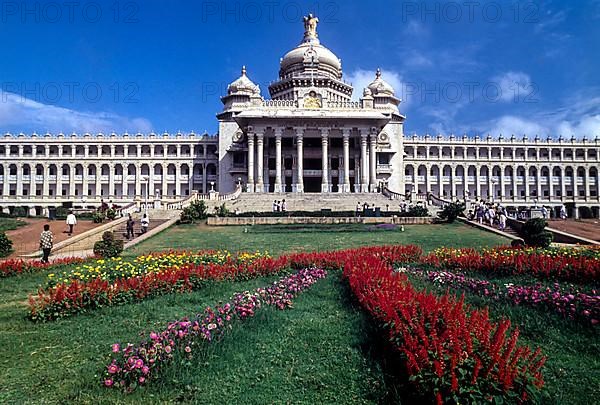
[
  {"x1": 223, "y1": 193, "x2": 402, "y2": 213},
  {"x1": 112, "y1": 215, "x2": 171, "y2": 244}
]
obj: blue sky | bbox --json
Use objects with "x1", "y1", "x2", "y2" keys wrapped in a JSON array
[{"x1": 1, "y1": 0, "x2": 599, "y2": 137}]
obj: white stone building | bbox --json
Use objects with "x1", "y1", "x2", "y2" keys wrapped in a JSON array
[{"x1": 1, "y1": 15, "x2": 599, "y2": 217}]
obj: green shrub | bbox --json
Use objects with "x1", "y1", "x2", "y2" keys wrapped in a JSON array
[
  {"x1": 0, "y1": 231, "x2": 13, "y2": 257},
  {"x1": 105, "y1": 208, "x2": 117, "y2": 221},
  {"x1": 93, "y1": 231, "x2": 123, "y2": 258},
  {"x1": 11, "y1": 206, "x2": 28, "y2": 217},
  {"x1": 407, "y1": 205, "x2": 429, "y2": 217},
  {"x1": 521, "y1": 218, "x2": 553, "y2": 248},
  {"x1": 92, "y1": 211, "x2": 105, "y2": 224},
  {"x1": 180, "y1": 200, "x2": 208, "y2": 224},
  {"x1": 438, "y1": 202, "x2": 465, "y2": 223},
  {"x1": 55, "y1": 206, "x2": 70, "y2": 219}
]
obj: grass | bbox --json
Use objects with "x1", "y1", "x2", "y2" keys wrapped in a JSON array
[
  {"x1": 2, "y1": 222, "x2": 593, "y2": 403},
  {"x1": 127, "y1": 221, "x2": 508, "y2": 257},
  {"x1": 0, "y1": 217, "x2": 26, "y2": 232}
]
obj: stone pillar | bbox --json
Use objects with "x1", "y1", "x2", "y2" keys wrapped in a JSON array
[
  {"x1": 96, "y1": 166, "x2": 102, "y2": 198},
  {"x1": 536, "y1": 167, "x2": 542, "y2": 201},
  {"x1": 451, "y1": 166, "x2": 457, "y2": 198},
  {"x1": 475, "y1": 166, "x2": 481, "y2": 198},
  {"x1": 524, "y1": 168, "x2": 530, "y2": 201},
  {"x1": 274, "y1": 129, "x2": 283, "y2": 192},
  {"x1": 121, "y1": 166, "x2": 127, "y2": 198},
  {"x1": 56, "y1": 164, "x2": 63, "y2": 198},
  {"x1": 560, "y1": 167, "x2": 566, "y2": 200},
  {"x1": 369, "y1": 133, "x2": 377, "y2": 192},
  {"x1": 295, "y1": 128, "x2": 304, "y2": 193},
  {"x1": 42, "y1": 164, "x2": 50, "y2": 197},
  {"x1": 256, "y1": 131, "x2": 264, "y2": 193},
  {"x1": 202, "y1": 164, "x2": 207, "y2": 194},
  {"x1": 135, "y1": 164, "x2": 142, "y2": 198},
  {"x1": 548, "y1": 169, "x2": 554, "y2": 201},
  {"x1": 107, "y1": 163, "x2": 116, "y2": 198},
  {"x1": 360, "y1": 131, "x2": 369, "y2": 192},
  {"x1": 512, "y1": 167, "x2": 518, "y2": 201},
  {"x1": 342, "y1": 129, "x2": 351, "y2": 193},
  {"x1": 425, "y1": 165, "x2": 432, "y2": 193},
  {"x1": 29, "y1": 164, "x2": 36, "y2": 199},
  {"x1": 175, "y1": 163, "x2": 181, "y2": 197},
  {"x1": 83, "y1": 164, "x2": 89, "y2": 197},
  {"x1": 585, "y1": 167, "x2": 591, "y2": 201},
  {"x1": 16, "y1": 163, "x2": 23, "y2": 196},
  {"x1": 321, "y1": 128, "x2": 329, "y2": 193},
  {"x1": 488, "y1": 169, "x2": 494, "y2": 200},
  {"x1": 162, "y1": 163, "x2": 168, "y2": 198},
  {"x1": 2, "y1": 164, "x2": 8, "y2": 196},
  {"x1": 247, "y1": 133, "x2": 255, "y2": 193},
  {"x1": 69, "y1": 164, "x2": 76, "y2": 197}
]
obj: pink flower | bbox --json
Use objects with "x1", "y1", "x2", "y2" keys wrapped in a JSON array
[
  {"x1": 149, "y1": 332, "x2": 158, "y2": 340},
  {"x1": 135, "y1": 359, "x2": 144, "y2": 369},
  {"x1": 107, "y1": 364, "x2": 119, "y2": 374},
  {"x1": 184, "y1": 346, "x2": 192, "y2": 353},
  {"x1": 111, "y1": 343, "x2": 120, "y2": 353},
  {"x1": 138, "y1": 376, "x2": 145, "y2": 384},
  {"x1": 165, "y1": 346, "x2": 172, "y2": 354},
  {"x1": 142, "y1": 366, "x2": 150, "y2": 375},
  {"x1": 104, "y1": 379, "x2": 113, "y2": 387}
]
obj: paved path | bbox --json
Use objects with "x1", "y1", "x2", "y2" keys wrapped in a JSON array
[
  {"x1": 5, "y1": 218, "x2": 101, "y2": 258},
  {"x1": 547, "y1": 219, "x2": 600, "y2": 242}
]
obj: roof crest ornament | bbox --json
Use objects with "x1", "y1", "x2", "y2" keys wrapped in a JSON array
[{"x1": 302, "y1": 14, "x2": 319, "y2": 44}]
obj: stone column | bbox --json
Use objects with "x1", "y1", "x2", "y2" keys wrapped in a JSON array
[
  {"x1": 425, "y1": 164, "x2": 432, "y2": 193},
  {"x1": 369, "y1": 133, "x2": 377, "y2": 192},
  {"x1": 475, "y1": 166, "x2": 481, "y2": 198},
  {"x1": 342, "y1": 129, "x2": 351, "y2": 193},
  {"x1": 295, "y1": 128, "x2": 304, "y2": 193},
  {"x1": 256, "y1": 131, "x2": 264, "y2": 192},
  {"x1": 2, "y1": 164, "x2": 9, "y2": 196},
  {"x1": 202, "y1": 164, "x2": 207, "y2": 194},
  {"x1": 83, "y1": 164, "x2": 89, "y2": 197},
  {"x1": 42, "y1": 164, "x2": 50, "y2": 197},
  {"x1": 451, "y1": 166, "x2": 457, "y2": 198},
  {"x1": 16, "y1": 163, "x2": 23, "y2": 196},
  {"x1": 29, "y1": 164, "x2": 36, "y2": 199},
  {"x1": 274, "y1": 129, "x2": 283, "y2": 192},
  {"x1": 536, "y1": 166, "x2": 542, "y2": 201},
  {"x1": 69, "y1": 164, "x2": 76, "y2": 197},
  {"x1": 321, "y1": 128, "x2": 330, "y2": 193},
  {"x1": 162, "y1": 163, "x2": 168, "y2": 198},
  {"x1": 96, "y1": 166, "x2": 102, "y2": 198},
  {"x1": 121, "y1": 166, "x2": 127, "y2": 198},
  {"x1": 135, "y1": 164, "x2": 142, "y2": 198},
  {"x1": 488, "y1": 168, "x2": 494, "y2": 200},
  {"x1": 360, "y1": 131, "x2": 369, "y2": 192},
  {"x1": 512, "y1": 167, "x2": 518, "y2": 201},
  {"x1": 584, "y1": 167, "x2": 591, "y2": 201},
  {"x1": 549, "y1": 169, "x2": 554, "y2": 201},
  {"x1": 247, "y1": 133, "x2": 255, "y2": 193},
  {"x1": 175, "y1": 163, "x2": 181, "y2": 197},
  {"x1": 524, "y1": 168, "x2": 530, "y2": 201},
  {"x1": 108, "y1": 163, "x2": 116, "y2": 199},
  {"x1": 560, "y1": 167, "x2": 566, "y2": 200}
]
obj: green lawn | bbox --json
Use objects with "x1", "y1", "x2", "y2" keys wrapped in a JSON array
[
  {"x1": 127, "y1": 221, "x2": 508, "y2": 257},
  {"x1": 0, "y1": 217, "x2": 26, "y2": 233},
  {"x1": 13, "y1": 222, "x2": 597, "y2": 404}
]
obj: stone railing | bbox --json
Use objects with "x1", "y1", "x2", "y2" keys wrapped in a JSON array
[
  {"x1": 262, "y1": 100, "x2": 297, "y2": 108},
  {"x1": 116, "y1": 202, "x2": 138, "y2": 216},
  {"x1": 326, "y1": 101, "x2": 362, "y2": 109},
  {"x1": 428, "y1": 193, "x2": 452, "y2": 208},
  {"x1": 382, "y1": 186, "x2": 405, "y2": 200},
  {"x1": 165, "y1": 185, "x2": 242, "y2": 210}
]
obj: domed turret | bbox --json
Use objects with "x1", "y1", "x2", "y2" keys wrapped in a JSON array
[
  {"x1": 367, "y1": 68, "x2": 395, "y2": 96},
  {"x1": 227, "y1": 66, "x2": 260, "y2": 96}
]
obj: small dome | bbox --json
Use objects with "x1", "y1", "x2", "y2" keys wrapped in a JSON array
[
  {"x1": 367, "y1": 68, "x2": 395, "y2": 96},
  {"x1": 227, "y1": 66, "x2": 260, "y2": 96}
]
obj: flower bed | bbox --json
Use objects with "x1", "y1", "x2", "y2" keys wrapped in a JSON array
[
  {"x1": 28, "y1": 245, "x2": 422, "y2": 322},
  {"x1": 1, "y1": 257, "x2": 87, "y2": 278},
  {"x1": 103, "y1": 267, "x2": 327, "y2": 391},
  {"x1": 412, "y1": 269, "x2": 599, "y2": 327},
  {"x1": 47, "y1": 250, "x2": 269, "y2": 285},
  {"x1": 343, "y1": 252, "x2": 546, "y2": 404},
  {"x1": 423, "y1": 247, "x2": 600, "y2": 283}
]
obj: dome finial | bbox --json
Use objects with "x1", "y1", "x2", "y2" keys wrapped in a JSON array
[
  {"x1": 241, "y1": 65, "x2": 247, "y2": 76},
  {"x1": 302, "y1": 14, "x2": 319, "y2": 43},
  {"x1": 376, "y1": 68, "x2": 382, "y2": 79}
]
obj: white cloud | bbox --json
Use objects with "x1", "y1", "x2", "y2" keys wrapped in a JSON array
[
  {"x1": 345, "y1": 68, "x2": 406, "y2": 103},
  {"x1": 403, "y1": 20, "x2": 429, "y2": 39},
  {"x1": 0, "y1": 91, "x2": 153, "y2": 134},
  {"x1": 480, "y1": 115, "x2": 548, "y2": 137},
  {"x1": 491, "y1": 71, "x2": 532, "y2": 103}
]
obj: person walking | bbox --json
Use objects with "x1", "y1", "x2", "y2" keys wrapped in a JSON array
[
  {"x1": 281, "y1": 199, "x2": 287, "y2": 212},
  {"x1": 356, "y1": 201, "x2": 361, "y2": 217},
  {"x1": 39, "y1": 224, "x2": 53, "y2": 263},
  {"x1": 66, "y1": 210, "x2": 77, "y2": 236},
  {"x1": 560, "y1": 204, "x2": 567, "y2": 220},
  {"x1": 499, "y1": 211, "x2": 507, "y2": 231},
  {"x1": 140, "y1": 213, "x2": 149, "y2": 234},
  {"x1": 126, "y1": 214, "x2": 135, "y2": 240}
]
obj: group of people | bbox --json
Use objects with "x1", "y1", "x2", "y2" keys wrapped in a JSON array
[
  {"x1": 126, "y1": 213, "x2": 150, "y2": 240},
  {"x1": 272, "y1": 199, "x2": 287, "y2": 212},
  {"x1": 470, "y1": 202, "x2": 509, "y2": 231}
]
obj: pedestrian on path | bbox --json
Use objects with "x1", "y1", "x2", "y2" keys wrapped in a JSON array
[
  {"x1": 126, "y1": 214, "x2": 135, "y2": 240},
  {"x1": 39, "y1": 224, "x2": 53, "y2": 263},
  {"x1": 140, "y1": 213, "x2": 149, "y2": 234},
  {"x1": 66, "y1": 211, "x2": 77, "y2": 236}
]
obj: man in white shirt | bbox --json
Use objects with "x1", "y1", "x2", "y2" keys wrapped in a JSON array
[{"x1": 66, "y1": 211, "x2": 77, "y2": 236}]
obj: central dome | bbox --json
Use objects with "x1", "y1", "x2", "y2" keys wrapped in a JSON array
[{"x1": 278, "y1": 14, "x2": 342, "y2": 80}]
